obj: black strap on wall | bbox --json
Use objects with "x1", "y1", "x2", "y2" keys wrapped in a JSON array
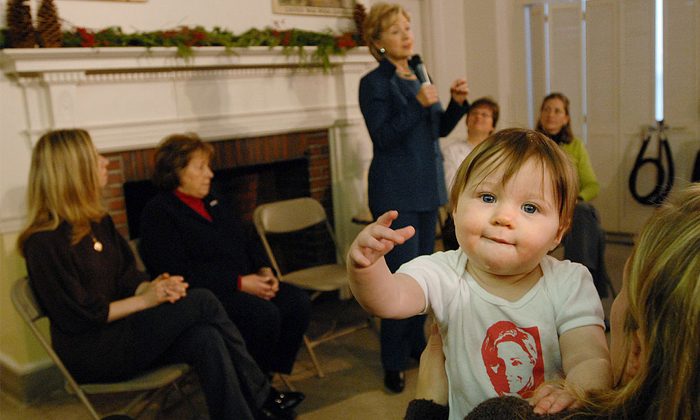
[{"x1": 628, "y1": 121, "x2": 674, "y2": 206}]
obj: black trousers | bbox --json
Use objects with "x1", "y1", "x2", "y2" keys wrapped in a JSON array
[
  {"x1": 131, "y1": 288, "x2": 269, "y2": 420},
  {"x1": 371, "y1": 209, "x2": 437, "y2": 372},
  {"x1": 220, "y1": 282, "x2": 312, "y2": 374}
]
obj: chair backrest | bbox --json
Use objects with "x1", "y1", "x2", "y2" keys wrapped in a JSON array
[
  {"x1": 11, "y1": 276, "x2": 44, "y2": 323},
  {"x1": 254, "y1": 197, "x2": 328, "y2": 233},
  {"x1": 254, "y1": 197, "x2": 339, "y2": 276},
  {"x1": 10, "y1": 277, "x2": 101, "y2": 417},
  {"x1": 11, "y1": 277, "x2": 194, "y2": 420},
  {"x1": 11, "y1": 277, "x2": 79, "y2": 379}
]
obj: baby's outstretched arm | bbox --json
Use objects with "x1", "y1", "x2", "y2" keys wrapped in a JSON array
[
  {"x1": 347, "y1": 210, "x2": 427, "y2": 319},
  {"x1": 533, "y1": 325, "x2": 612, "y2": 414}
]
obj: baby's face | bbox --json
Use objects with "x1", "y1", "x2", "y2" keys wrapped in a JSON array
[{"x1": 453, "y1": 158, "x2": 563, "y2": 278}]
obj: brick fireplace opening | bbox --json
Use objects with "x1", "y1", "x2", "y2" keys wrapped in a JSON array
[{"x1": 102, "y1": 129, "x2": 333, "y2": 240}]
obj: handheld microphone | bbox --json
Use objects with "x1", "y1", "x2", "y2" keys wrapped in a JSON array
[{"x1": 410, "y1": 54, "x2": 431, "y2": 86}]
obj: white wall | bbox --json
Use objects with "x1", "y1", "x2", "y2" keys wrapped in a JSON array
[
  {"x1": 462, "y1": 0, "x2": 700, "y2": 234},
  {"x1": 6, "y1": 0, "x2": 355, "y2": 34}
]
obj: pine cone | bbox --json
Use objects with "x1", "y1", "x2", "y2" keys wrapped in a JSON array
[
  {"x1": 353, "y1": 3, "x2": 367, "y2": 46},
  {"x1": 37, "y1": 0, "x2": 63, "y2": 48},
  {"x1": 6, "y1": 0, "x2": 35, "y2": 48}
]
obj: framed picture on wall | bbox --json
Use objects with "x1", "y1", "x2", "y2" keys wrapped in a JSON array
[
  {"x1": 272, "y1": 0, "x2": 356, "y2": 17},
  {"x1": 64, "y1": 0, "x2": 147, "y2": 2}
]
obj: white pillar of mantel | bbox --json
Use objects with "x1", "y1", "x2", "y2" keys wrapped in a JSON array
[{"x1": 0, "y1": 46, "x2": 377, "y2": 253}]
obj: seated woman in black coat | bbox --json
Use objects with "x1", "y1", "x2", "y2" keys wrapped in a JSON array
[
  {"x1": 138, "y1": 133, "x2": 312, "y2": 377},
  {"x1": 18, "y1": 129, "x2": 303, "y2": 420}
]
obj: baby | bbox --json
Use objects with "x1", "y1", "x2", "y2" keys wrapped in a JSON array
[{"x1": 347, "y1": 128, "x2": 611, "y2": 419}]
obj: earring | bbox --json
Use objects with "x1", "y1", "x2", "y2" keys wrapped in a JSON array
[{"x1": 380, "y1": 47, "x2": 385, "y2": 54}]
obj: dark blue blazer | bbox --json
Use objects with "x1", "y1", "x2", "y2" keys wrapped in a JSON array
[{"x1": 359, "y1": 58, "x2": 469, "y2": 214}]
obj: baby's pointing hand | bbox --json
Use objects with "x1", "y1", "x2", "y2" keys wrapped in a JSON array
[{"x1": 348, "y1": 210, "x2": 415, "y2": 268}]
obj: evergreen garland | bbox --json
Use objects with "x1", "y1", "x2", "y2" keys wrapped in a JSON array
[
  {"x1": 0, "y1": 23, "x2": 364, "y2": 70},
  {"x1": 37, "y1": 0, "x2": 63, "y2": 48},
  {"x1": 6, "y1": 0, "x2": 35, "y2": 48}
]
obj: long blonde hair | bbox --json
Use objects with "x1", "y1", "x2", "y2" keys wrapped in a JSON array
[
  {"x1": 17, "y1": 129, "x2": 107, "y2": 255},
  {"x1": 585, "y1": 183, "x2": 700, "y2": 419}
]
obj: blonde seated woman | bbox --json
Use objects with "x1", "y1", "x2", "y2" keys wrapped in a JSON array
[{"x1": 407, "y1": 183, "x2": 700, "y2": 420}]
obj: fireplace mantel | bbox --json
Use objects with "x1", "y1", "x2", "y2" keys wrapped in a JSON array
[
  {"x1": 0, "y1": 46, "x2": 374, "y2": 150},
  {"x1": 0, "y1": 46, "x2": 376, "y2": 252},
  {"x1": 0, "y1": 46, "x2": 373, "y2": 74}
]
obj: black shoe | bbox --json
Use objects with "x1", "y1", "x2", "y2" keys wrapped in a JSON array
[
  {"x1": 269, "y1": 389, "x2": 305, "y2": 411},
  {"x1": 257, "y1": 408, "x2": 298, "y2": 420},
  {"x1": 258, "y1": 389, "x2": 305, "y2": 420},
  {"x1": 384, "y1": 370, "x2": 405, "y2": 393}
]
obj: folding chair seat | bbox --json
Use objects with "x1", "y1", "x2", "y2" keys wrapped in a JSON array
[{"x1": 11, "y1": 276, "x2": 199, "y2": 420}]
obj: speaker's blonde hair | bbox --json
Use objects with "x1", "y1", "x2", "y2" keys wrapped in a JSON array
[{"x1": 17, "y1": 129, "x2": 106, "y2": 255}]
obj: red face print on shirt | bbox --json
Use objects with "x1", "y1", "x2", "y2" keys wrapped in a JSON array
[{"x1": 481, "y1": 320, "x2": 545, "y2": 398}]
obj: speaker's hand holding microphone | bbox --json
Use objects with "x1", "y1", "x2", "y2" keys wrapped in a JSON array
[{"x1": 410, "y1": 55, "x2": 439, "y2": 108}]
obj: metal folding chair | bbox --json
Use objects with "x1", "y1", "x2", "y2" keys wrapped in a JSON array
[{"x1": 11, "y1": 276, "x2": 199, "y2": 420}]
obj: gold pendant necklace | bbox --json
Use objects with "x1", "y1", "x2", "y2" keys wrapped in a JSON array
[{"x1": 91, "y1": 233, "x2": 103, "y2": 252}]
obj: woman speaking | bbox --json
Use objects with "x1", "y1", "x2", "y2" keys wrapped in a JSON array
[{"x1": 359, "y1": 2, "x2": 470, "y2": 393}]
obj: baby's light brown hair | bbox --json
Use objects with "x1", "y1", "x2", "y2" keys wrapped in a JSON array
[{"x1": 449, "y1": 128, "x2": 579, "y2": 235}]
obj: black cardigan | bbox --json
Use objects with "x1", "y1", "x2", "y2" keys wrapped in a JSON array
[
  {"x1": 138, "y1": 191, "x2": 270, "y2": 297},
  {"x1": 23, "y1": 216, "x2": 148, "y2": 382}
]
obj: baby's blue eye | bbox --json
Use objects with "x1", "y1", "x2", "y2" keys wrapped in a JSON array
[
  {"x1": 481, "y1": 194, "x2": 495, "y2": 203},
  {"x1": 522, "y1": 204, "x2": 537, "y2": 214}
]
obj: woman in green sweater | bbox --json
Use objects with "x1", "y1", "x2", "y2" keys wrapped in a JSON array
[{"x1": 537, "y1": 93, "x2": 610, "y2": 297}]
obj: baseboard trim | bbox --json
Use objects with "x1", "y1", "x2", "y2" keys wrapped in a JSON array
[{"x1": 0, "y1": 358, "x2": 63, "y2": 404}]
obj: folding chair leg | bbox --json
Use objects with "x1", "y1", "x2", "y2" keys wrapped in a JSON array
[
  {"x1": 275, "y1": 373, "x2": 296, "y2": 392},
  {"x1": 71, "y1": 386, "x2": 101, "y2": 420},
  {"x1": 303, "y1": 335, "x2": 325, "y2": 378},
  {"x1": 171, "y1": 381, "x2": 202, "y2": 420}
]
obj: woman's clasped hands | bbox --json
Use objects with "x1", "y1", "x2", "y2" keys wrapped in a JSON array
[
  {"x1": 240, "y1": 267, "x2": 279, "y2": 300},
  {"x1": 137, "y1": 273, "x2": 188, "y2": 305}
]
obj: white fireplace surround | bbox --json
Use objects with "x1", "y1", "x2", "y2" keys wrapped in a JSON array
[{"x1": 0, "y1": 46, "x2": 377, "y2": 252}]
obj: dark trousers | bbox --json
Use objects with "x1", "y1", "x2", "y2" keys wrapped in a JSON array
[
  {"x1": 371, "y1": 209, "x2": 437, "y2": 372},
  {"x1": 563, "y1": 202, "x2": 611, "y2": 298},
  {"x1": 131, "y1": 289, "x2": 269, "y2": 420},
  {"x1": 220, "y1": 282, "x2": 312, "y2": 374}
]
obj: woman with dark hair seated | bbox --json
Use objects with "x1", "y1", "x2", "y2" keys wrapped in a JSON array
[
  {"x1": 138, "y1": 133, "x2": 312, "y2": 379},
  {"x1": 408, "y1": 183, "x2": 700, "y2": 420},
  {"x1": 18, "y1": 129, "x2": 303, "y2": 420}
]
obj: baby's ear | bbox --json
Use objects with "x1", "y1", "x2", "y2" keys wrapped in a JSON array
[{"x1": 549, "y1": 223, "x2": 568, "y2": 251}]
